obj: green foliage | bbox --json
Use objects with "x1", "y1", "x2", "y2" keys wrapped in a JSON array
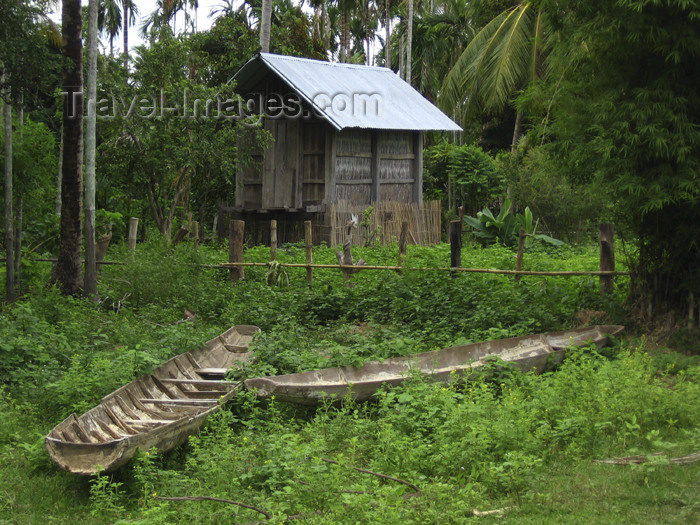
[
  {"x1": 424, "y1": 141, "x2": 503, "y2": 216},
  {"x1": 464, "y1": 196, "x2": 564, "y2": 247},
  {"x1": 447, "y1": 143, "x2": 502, "y2": 216},
  {"x1": 531, "y1": 0, "x2": 700, "y2": 313},
  {"x1": 2, "y1": 240, "x2": 697, "y2": 523},
  {"x1": 496, "y1": 149, "x2": 612, "y2": 242}
]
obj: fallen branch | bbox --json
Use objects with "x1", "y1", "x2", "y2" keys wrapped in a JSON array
[
  {"x1": 594, "y1": 451, "x2": 700, "y2": 465},
  {"x1": 473, "y1": 507, "x2": 512, "y2": 517},
  {"x1": 154, "y1": 496, "x2": 271, "y2": 519},
  {"x1": 320, "y1": 458, "x2": 420, "y2": 496}
]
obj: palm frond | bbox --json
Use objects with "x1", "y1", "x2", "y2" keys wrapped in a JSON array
[{"x1": 440, "y1": 3, "x2": 548, "y2": 124}]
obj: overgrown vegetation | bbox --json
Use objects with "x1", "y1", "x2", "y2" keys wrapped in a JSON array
[{"x1": 0, "y1": 240, "x2": 698, "y2": 523}]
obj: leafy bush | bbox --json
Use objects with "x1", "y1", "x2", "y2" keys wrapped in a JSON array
[
  {"x1": 424, "y1": 141, "x2": 504, "y2": 217},
  {"x1": 464, "y1": 196, "x2": 564, "y2": 247}
]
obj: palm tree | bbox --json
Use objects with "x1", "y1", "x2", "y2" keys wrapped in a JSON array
[
  {"x1": 85, "y1": 0, "x2": 98, "y2": 295},
  {"x1": 406, "y1": 0, "x2": 413, "y2": 82},
  {"x1": 56, "y1": 0, "x2": 84, "y2": 295},
  {"x1": 260, "y1": 0, "x2": 272, "y2": 52},
  {"x1": 383, "y1": 0, "x2": 391, "y2": 68},
  {"x1": 98, "y1": 0, "x2": 122, "y2": 56},
  {"x1": 441, "y1": 3, "x2": 548, "y2": 150},
  {"x1": 122, "y1": 0, "x2": 139, "y2": 65},
  {"x1": 2, "y1": 69, "x2": 14, "y2": 302}
]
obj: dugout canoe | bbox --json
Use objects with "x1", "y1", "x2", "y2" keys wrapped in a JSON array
[
  {"x1": 46, "y1": 325, "x2": 260, "y2": 475},
  {"x1": 244, "y1": 325, "x2": 624, "y2": 405}
]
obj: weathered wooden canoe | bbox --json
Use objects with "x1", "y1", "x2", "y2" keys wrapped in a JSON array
[
  {"x1": 244, "y1": 325, "x2": 624, "y2": 405},
  {"x1": 46, "y1": 325, "x2": 260, "y2": 475}
]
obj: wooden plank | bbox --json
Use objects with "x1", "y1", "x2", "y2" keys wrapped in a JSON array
[
  {"x1": 325, "y1": 127, "x2": 336, "y2": 204},
  {"x1": 70, "y1": 420, "x2": 93, "y2": 443},
  {"x1": 412, "y1": 132, "x2": 424, "y2": 204},
  {"x1": 160, "y1": 378, "x2": 235, "y2": 387},
  {"x1": 223, "y1": 343, "x2": 248, "y2": 353},
  {"x1": 95, "y1": 417, "x2": 124, "y2": 439},
  {"x1": 182, "y1": 390, "x2": 228, "y2": 399},
  {"x1": 195, "y1": 368, "x2": 228, "y2": 376},
  {"x1": 126, "y1": 389, "x2": 176, "y2": 419},
  {"x1": 150, "y1": 375, "x2": 176, "y2": 399},
  {"x1": 336, "y1": 153, "x2": 372, "y2": 159},
  {"x1": 122, "y1": 419, "x2": 172, "y2": 426},
  {"x1": 371, "y1": 131, "x2": 380, "y2": 203},
  {"x1": 104, "y1": 403, "x2": 137, "y2": 434},
  {"x1": 183, "y1": 352, "x2": 202, "y2": 370},
  {"x1": 262, "y1": 119, "x2": 276, "y2": 208},
  {"x1": 140, "y1": 398, "x2": 219, "y2": 406},
  {"x1": 335, "y1": 179, "x2": 373, "y2": 185},
  {"x1": 378, "y1": 179, "x2": 415, "y2": 184}
]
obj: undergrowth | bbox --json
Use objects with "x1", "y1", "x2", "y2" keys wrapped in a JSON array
[{"x1": 0, "y1": 239, "x2": 696, "y2": 523}]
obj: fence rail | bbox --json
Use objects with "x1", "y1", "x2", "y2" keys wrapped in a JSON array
[
  {"x1": 206, "y1": 261, "x2": 628, "y2": 277},
  {"x1": 2, "y1": 221, "x2": 626, "y2": 296}
]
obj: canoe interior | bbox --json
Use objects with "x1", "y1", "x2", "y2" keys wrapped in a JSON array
[
  {"x1": 45, "y1": 325, "x2": 259, "y2": 475},
  {"x1": 244, "y1": 325, "x2": 624, "y2": 405}
]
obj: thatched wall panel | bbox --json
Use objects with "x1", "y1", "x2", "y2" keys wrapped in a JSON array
[
  {"x1": 379, "y1": 183, "x2": 412, "y2": 202},
  {"x1": 336, "y1": 183, "x2": 371, "y2": 204},
  {"x1": 380, "y1": 159, "x2": 412, "y2": 180},
  {"x1": 336, "y1": 156, "x2": 371, "y2": 181},
  {"x1": 336, "y1": 129, "x2": 372, "y2": 155},
  {"x1": 378, "y1": 131, "x2": 413, "y2": 155}
]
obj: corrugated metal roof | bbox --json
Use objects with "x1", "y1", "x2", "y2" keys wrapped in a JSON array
[{"x1": 232, "y1": 53, "x2": 462, "y2": 132}]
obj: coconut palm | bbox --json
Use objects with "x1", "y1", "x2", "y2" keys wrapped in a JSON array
[
  {"x1": 122, "y1": 0, "x2": 139, "y2": 64},
  {"x1": 260, "y1": 0, "x2": 272, "y2": 52},
  {"x1": 440, "y1": 3, "x2": 549, "y2": 149},
  {"x1": 56, "y1": 0, "x2": 84, "y2": 295},
  {"x1": 98, "y1": 0, "x2": 122, "y2": 56}
]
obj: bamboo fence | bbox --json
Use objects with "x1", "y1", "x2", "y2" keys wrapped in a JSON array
[{"x1": 329, "y1": 200, "x2": 441, "y2": 246}]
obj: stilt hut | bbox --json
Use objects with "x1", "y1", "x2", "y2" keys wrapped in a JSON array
[{"x1": 227, "y1": 53, "x2": 461, "y2": 244}]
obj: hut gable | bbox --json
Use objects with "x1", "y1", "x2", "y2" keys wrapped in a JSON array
[{"x1": 232, "y1": 53, "x2": 462, "y2": 132}]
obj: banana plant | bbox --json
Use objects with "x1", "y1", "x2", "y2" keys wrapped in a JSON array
[{"x1": 464, "y1": 197, "x2": 564, "y2": 247}]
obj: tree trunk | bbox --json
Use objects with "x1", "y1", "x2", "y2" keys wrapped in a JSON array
[
  {"x1": 2, "y1": 71, "x2": 14, "y2": 303},
  {"x1": 323, "y1": 0, "x2": 330, "y2": 51},
  {"x1": 84, "y1": 0, "x2": 98, "y2": 296},
  {"x1": 406, "y1": 0, "x2": 413, "y2": 84},
  {"x1": 55, "y1": 0, "x2": 84, "y2": 296},
  {"x1": 385, "y1": 0, "x2": 391, "y2": 69},
  {"x1": 511, "y1": 111, "x2": 523, "y2": 152},
  {"x1": 55, "y1": 124, "x2": 63, "y2": 216},
  {"x1": 123, "y1": 1, "x2": 129, "y2": 67},
  {"x1": 260, "y1": 0, "x2": 272, "y2": 53}
]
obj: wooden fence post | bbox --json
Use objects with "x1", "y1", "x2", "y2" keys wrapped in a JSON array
[
  {"x1": 229, "y1": 219, "x2": 245, "y2": 282},
  {"x1": 515, "y1": 229, "x2": 526, "y2": 286},
  {"x1": 398, "y1": 221, "x2": 408, "y2": 267},
  {"x1": 270, "y1": 220, "x2": 277, "y2": 261},
  {"x1": 450, "y1": 220, "x2": 461, "y2": 276},
  {"x1": 305, "y1": 220, "x2": 313, "y2": 284},
  {"x1": 336, "y1": 221, "x2": 365, "y2": 286},
  {"x1": 172, "y1": 224, "x2": 190, "y2": 245},
  {"x1": 193, "y1": 221, "x2": 200, "y2": 249},
  {"x1": 599, "y1": 223, "x2": 615, "y2": 295},
  {"x1": 128, "y1": 217, "x2": 139, "y2": 254}
]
